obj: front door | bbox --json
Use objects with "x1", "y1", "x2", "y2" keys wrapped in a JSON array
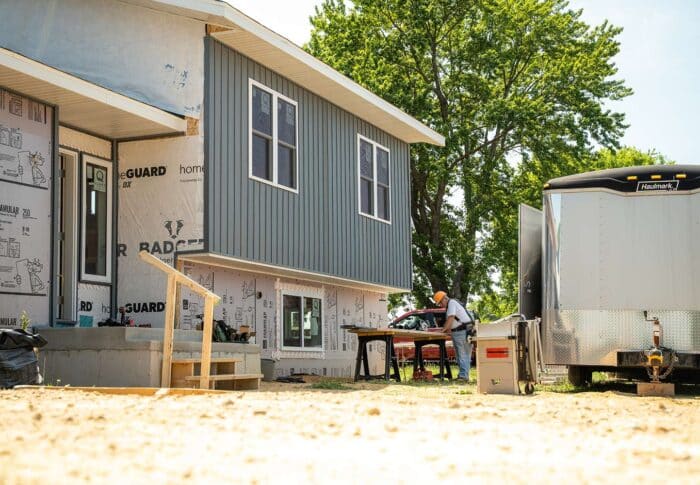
[{"x1": 518, "y1": 204, "x2": 542, "y2": 319}]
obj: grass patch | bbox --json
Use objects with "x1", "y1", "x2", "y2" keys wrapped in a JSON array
[
  {"x1": 453, "y1": 388, "x2": 473, "y2": 395},
  {"x1": 394, "y1": 362, "x2": 476, "y2": 387},
  {"x1": 309, "y1": 380, "x2": 353, "y2": 391},
  {"x1": 538, "y1": 372, "x2": 700, "y2": 396}
]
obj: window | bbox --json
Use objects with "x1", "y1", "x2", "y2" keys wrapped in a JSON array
[
  {"x1": 81, "y1": 155, "x2": 112, "y2": 283},
  {"x1": 249, "y1": 79, "x2": 298, "y2": 191},
  {"x1": 282, "y1": 293, "x2": 322, "y2": 349},
  {"x1": 358, "y1": 135, "x2": 390, "y2": 222}
]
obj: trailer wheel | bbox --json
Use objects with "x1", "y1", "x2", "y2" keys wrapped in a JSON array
[
  {"x1": 524, "y1": 382, "x2": 535, "y2": 395},
  {"x1": 568, "y1": 366, "x2": 593, "y2": 387}
]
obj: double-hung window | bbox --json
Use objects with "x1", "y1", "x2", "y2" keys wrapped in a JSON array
[
  {"x1": 282, "y1": 292, "x2": 323, "y2": 350},
  {"x1": 81, "y1": 155, "x2": 112, "y2": 283},
  {"x1": 249, "y1": 79, "x2": 298, "y2": 191},
  {"x1": 358, "y1": 135, "x2": 390, "y2": 222}
]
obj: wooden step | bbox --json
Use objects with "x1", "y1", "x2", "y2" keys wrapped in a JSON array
[
  {"x1": 183, "y1": 373, "x2": 263, "y2": 382},
  {"x1": 172, "y1": 357, "x2": 242, "y2": 364},
  {"x1": 181, "y1": 373, "x2": 264, "y2": 391},
  {"x1": 171, "y1": 359, "x2": 243, "y2": 389}
]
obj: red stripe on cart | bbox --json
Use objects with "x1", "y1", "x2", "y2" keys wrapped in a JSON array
[{"x1": 486, "y1": 347, "x2": 509, "y2": 358}]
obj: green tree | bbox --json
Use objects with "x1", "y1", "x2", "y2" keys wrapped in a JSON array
[{"x1": 307, "y1": 0, "x2": 632, "y2": 307}]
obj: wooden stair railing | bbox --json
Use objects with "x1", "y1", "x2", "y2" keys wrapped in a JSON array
[{"x1": 138, "y1": 250, "x2": 221, "y2": 390}]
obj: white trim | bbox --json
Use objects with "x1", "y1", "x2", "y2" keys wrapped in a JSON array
[
  {"x1": 58, "y1": 148, "x2": 80, "y2": 320},
  {"x1": 277, "y1": 280, "x2": 324, "y2": 298},
  {"x1": 178, "y1": 252, "x2": 410, "y2": 294},
  {"x1": 80, "y1": 155, "x2": 112, "y2": 284},
  {"x1": 279, "y1": 285, "x2": 324, "y2": 352},
  {"x1": 248, "y1": 78, "x2": 299, "y2": 193},
  {"x1": 0, "y1": 47, "x2": 186, "y2": 138},
  {"x1": 118, "y1": 0, "x2": 444, "y2": 145},
  {"x1": 214, "y1": 7, "x2": 444, "y2": 146},
  {"x1": 357, "y1": 134, "x2": 392, "y2": 224}
]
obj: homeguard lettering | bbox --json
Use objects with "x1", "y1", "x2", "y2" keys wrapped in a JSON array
[
  {"x1": 179, "y1": 163, "x2": 204, "y2": 174},
  {"x1": 122, "y1": 166, "x2": 167, "y2": 179},
  {"x1": 124, "y1": 302, "x2": 165, "y2": 313},
  {"x1": 120, "y1": 165, "x2": 167, "y2": 188}
]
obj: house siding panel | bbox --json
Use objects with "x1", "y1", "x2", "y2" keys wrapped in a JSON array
[{"x1": 205, "y1": 38, "x2": 412, "y2": 290}]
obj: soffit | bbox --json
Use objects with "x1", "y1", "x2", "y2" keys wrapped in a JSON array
[{"x1": 0, "y1": 47, "x2": 186, "y2": 139}]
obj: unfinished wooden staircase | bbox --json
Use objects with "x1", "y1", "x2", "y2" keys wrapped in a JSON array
[
  {"x1": 171, "y1": 357, "x2": 262, "y2": 390},
  {"x1": 139, "y1": 251, "x2": 263, "y2": 391}
]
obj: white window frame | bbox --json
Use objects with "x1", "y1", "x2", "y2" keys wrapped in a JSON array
[
  {"x1": 357, "y1": 134, "x2": 391, "y2": 224},
  {"x1": 80, "y1": 154, "x2": 112, "y2": 284},
  {"x1": 248, "y1": 78, "x2": 299, "y2": 193},
  {"x1": 280, "y1": 289, "x2": 324, "y2": 352}
]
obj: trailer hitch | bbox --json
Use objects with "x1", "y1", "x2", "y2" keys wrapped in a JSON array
[{"x1": 641, "y1": 312, "x2": 678, "y2": 382}]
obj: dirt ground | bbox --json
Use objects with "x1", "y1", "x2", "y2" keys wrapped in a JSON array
[{"x1": 0, "y1": 379, "x2": 698, "y2": 484}]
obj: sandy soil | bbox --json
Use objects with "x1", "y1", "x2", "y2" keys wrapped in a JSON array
[{"x1": 0, "y1": 380, "x2": 698, "y2": 484}]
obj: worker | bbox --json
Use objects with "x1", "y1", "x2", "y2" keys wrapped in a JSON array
[{"x1": 433, "y1": 291, "x2": 472, "y2": 382}]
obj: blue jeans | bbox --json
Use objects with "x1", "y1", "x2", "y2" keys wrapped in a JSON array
[{"x1": 451, "y1": 329, "x2": 472, "y2": 379}]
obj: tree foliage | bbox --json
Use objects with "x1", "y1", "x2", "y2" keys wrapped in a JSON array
[{"x1": 307, "y1": 0, "x2": 635, "y2": 309}]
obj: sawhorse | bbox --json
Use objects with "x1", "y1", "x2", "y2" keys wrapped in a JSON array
[
  {"x1": 354, "y1": 334, "x2": 401, "y2": 382},
  {"x1": 413, "y1": 339, "x2": 453, "y2": 380}
]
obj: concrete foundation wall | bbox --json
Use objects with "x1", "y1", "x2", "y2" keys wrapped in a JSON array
[{"x1": 38, "y1": 327, "x2": 260, "y2": 387}]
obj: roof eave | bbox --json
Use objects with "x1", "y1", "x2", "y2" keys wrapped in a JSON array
[
  {"x1": 0, "y1": 47, "x2": 186, "y2": 139},
  {"x1": 215, "y1": 8, "x2": 444, "y2": 146},
  {"x1": 119, "y1": 0, "x2": 445, "y2": 146}
]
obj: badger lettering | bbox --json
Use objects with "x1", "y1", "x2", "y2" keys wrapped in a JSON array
[{"x1": 138, "y1": 239, "x2": 203, "y2": 255}]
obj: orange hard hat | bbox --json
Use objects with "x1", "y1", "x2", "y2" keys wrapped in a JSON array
[{"x1": 433, "y1": 291, "x2": 447, "y2": 304}]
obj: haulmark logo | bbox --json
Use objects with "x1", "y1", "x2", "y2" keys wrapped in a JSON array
[
  {"x1": 164, "y1": 219, "x2": 184, "y2": 239},
  {"x1": 636, "y1": 180, "x2": 679, "y2": 192}
]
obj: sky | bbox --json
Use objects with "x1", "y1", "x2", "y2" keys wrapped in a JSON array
[{"x1": 226, "y1": 0, "x2": 700, "y2": 164}]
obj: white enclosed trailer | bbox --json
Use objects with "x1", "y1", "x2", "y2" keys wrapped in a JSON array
[{"x1": 519, "y1": 165, "x2": 700, "y2": 384}]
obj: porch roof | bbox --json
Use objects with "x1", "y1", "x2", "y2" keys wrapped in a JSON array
[
  {"x1": 177, "y1": 252, "x2": 409, "y2": 295},
  {"x1": 0, "y1": 47, "x2": 187, "y2": 139}
]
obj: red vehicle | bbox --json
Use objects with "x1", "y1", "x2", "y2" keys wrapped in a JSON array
[{"x1": 389, "y1": 308, "x2": 478, "y2": 363}]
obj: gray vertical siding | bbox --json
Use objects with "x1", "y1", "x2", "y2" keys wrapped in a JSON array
[{"x1": 205, "y1": 38, "x2": 412, "y2": 290}]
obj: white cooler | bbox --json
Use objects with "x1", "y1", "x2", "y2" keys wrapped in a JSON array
[{"x1": 475, "y1": 316, "x2": 540, "y2": 395}]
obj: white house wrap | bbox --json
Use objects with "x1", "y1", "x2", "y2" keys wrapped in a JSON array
[{"x1": 0, "y1": 91, "x2": 53, "y2": 327}]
